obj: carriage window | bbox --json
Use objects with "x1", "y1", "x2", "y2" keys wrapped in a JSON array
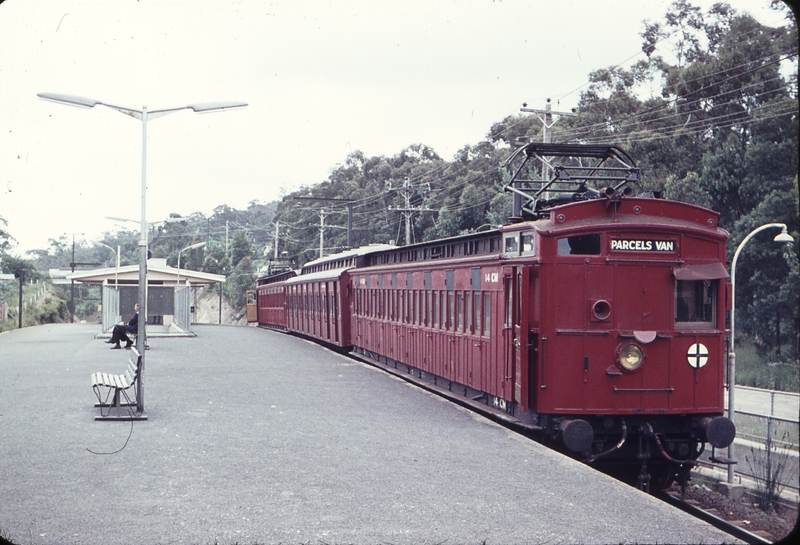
[
  {"x1": 675, "y1": 280, "x2": 716, "y2": 326},
  {"x1": 465, "y1": 292, "x2": 473, "y2": 334},
  {"x1": 483, "y1": 292, "x2": 491, "y2": 336},
  {"x1": 557, "y1": 234, "x2": 602, "y2": 255},
  {"x1": 473, "y1": 292, "x2": 480, "y2": 334},
  {"x1": 456, "y1": 292, "x2": 463, "y2": 332},
  {"x1": 447, "y1": 292, "x2": 455, "y2": 331},
  {"x1": 426, "y1": 291, "x2": 432, "y2": 327}
]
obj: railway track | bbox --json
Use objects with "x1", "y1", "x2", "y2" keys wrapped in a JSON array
[
  {"x1": 348, "y1": 347, "x2": 781, "y2": 544},
  {"x1": 656, "y1": 490, "x2": 774, "y2": 544}
]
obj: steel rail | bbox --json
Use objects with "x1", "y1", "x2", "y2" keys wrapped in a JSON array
[{"x1": 656, "y1": 491, "x2": 774, "y2": 545}]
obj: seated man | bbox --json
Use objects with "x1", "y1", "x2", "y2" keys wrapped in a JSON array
[{"x1": 105, "y1": 304, "x2": 139, "y2": 349}]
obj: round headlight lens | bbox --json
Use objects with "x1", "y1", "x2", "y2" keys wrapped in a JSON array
[{"x1": 618, "y1": 344, "x2": 644, "y2": 371}]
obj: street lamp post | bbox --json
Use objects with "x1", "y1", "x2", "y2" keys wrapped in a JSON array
[
  {"x1": 177, "y1": 241, "x2": 206, "y2": 285},
  {"x1": 90, "y1": 240, "x2": 121, "y2": 329},
  {"x1": 38, "y1": 93, "x2": 247, "y2": 415},
  {"x1": 90, "y1": 240, "x2": 120, "y2": 287},
  {"x1": 727, "y1": 222, "x2": 794, "y2": 483}
]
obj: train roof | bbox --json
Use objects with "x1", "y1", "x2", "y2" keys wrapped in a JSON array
[
  {"x1": 256, "y1": 269, "x2": 297, "y2": 286},
  {"x1": 301, "y1": 243, "x2": 397, "y2": 270},
  {"x1": 260, "y1": 194, "x2": 728, "y2": 285},
  {"x1": 284, "y1": 267, "x2": 352, "y2": 284},
  {"x1": 501, "y1": 196, "x2": 727, "y2": 238}
]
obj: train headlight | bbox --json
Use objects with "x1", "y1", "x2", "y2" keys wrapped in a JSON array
[{"x1": 617, "y1": 343, "x2": 644, "y2": 372}]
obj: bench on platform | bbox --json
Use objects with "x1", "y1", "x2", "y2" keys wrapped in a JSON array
[{"x1": 91, "y1": 347, "x2": 147, "y2": 421}]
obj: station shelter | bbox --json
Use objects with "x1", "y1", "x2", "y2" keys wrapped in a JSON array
[{"x1": 67, "y1": 258, "x2": 225, "y2": 337}]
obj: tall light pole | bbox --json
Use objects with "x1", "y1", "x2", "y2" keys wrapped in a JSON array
[
  {"x1": 105, "y1": 216, "x2": 186, "y2": 241},
  {"x1": 177, "y1": 241, "x2": 206, "y2": 285},
  {"x1": 727, "y1": 222, "x2": 794, "y2": 483},
  {"x1": 38, "y1": 93, "x2": 247, "y2": 415}
]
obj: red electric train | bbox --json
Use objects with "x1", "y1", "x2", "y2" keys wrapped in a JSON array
[{"x1": 248, "y1": 144, "x2": 736, "y2": 490}]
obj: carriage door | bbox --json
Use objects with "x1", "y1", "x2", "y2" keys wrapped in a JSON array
[
  {"x1": 513, "y1": 267, "x2": 533, "y2": 410},
  {"x1": 503, "y1": 267, "x2": 527, "y2": 405},
  {"x1": 245, "y1": 290, "x2": 257, "y2": 323}
]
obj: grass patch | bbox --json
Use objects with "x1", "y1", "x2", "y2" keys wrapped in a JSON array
[{"x1": 735, "y1": 340, "x2": 799, "y2": 393}]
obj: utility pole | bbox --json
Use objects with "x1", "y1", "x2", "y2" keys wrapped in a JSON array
[
  {"x1": 17, "y1": 269, "x2": 23, "y2": 329},
  {"x1": 273, "y1": 221, "x2": 280, "y2": 259},
  {"x1": 291, "y1": 197, "x2": 355, "y2": 249},
  {"x1": 66, "y1": 232, "x2": 99, "y2": 322},
  {"x1": 387, "y1": 178, "x2": 432, "y2": 246},
  {"x1": 318, "y1": 209, "x2": 327, "y2": 258},
  {"x1": 520, "y1": 98, "x2": 577, "y2": 199}
]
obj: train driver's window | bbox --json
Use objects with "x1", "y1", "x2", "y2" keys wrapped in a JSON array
[
  {"x1": 504, "y1": 234, "x2": 519, "y2": 255},
  {"x1": 557, "y1": 234, "x2": 602, "y2": 255},
  {"x1": 521, "y1": 231, "x2": 535, "y2": 254},
  {"x1": 675, "y1": 280, "x2": 716, "y2": 327}
]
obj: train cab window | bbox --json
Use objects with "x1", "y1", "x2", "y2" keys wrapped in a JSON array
[
  {"x1": 521, "y1": 231, "x2": 535, "y2": 254},
  {"x1": 557, "y1": 234, "x2": 602, "y2": 255},
  {"x1": 504, "y1": 234, "x2": 519, "y2": 255},
  {"x1": 675, "y1": 280, "x2": 716, "y2": 327}
]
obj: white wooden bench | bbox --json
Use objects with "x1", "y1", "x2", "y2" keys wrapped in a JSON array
[{"x1": 91, "y1": 347, "x2": 145, "y2": 420}]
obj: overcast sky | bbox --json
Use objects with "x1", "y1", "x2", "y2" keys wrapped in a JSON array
[{"x1": 0, "y1": 0, "x2": 786, "y2": 255}]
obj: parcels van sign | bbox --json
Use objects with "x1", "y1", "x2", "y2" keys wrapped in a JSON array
[{"x1": 610, "y1": 238, "x2": 675, "y2": 252}]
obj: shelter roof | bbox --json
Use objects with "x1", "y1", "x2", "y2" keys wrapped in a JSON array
[{"x1": 66, "y1": 258, "x2": 225, "y2": 285}]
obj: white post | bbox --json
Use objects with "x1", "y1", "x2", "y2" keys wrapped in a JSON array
[
  {"x1": 137, "y1": 105, "x2": 148, "y2": 414},
  {"x1": 727, "y1": 222, "x2": 793, "y2": 482}
]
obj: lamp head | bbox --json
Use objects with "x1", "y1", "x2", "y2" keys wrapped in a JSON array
[
  {"x1": 37, "y1": 93, "x2": 100, "y2": 109},
  {"x1": 189, "y1": 101, "x2": 248, "y2": 113},
  {"x1": 774, "y1": 227, "x2": 794, "y2": 243}
]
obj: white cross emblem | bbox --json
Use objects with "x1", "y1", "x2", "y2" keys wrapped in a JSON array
[{"x1": 687, "y1": 343, "x2": 709, "y2": 368}]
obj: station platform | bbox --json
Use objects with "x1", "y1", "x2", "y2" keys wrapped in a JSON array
[{"x1": 0, "y1": 323, "x2": 741, "y2": 544}]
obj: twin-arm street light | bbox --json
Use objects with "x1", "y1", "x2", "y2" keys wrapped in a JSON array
[
  {"x1": 177, "y1": 241, "x2": 207, "y2": 285},
  {"x1": 727, "y1": 223, "x2": 794, "y2": 483},
  {"x1": 38, "y1": 92, "x2": 247, "y2": 415},
  {"x1": 105, "y1": 216, "x2": 185, "y2": 247},
  {"x1": 89, "y1": 239, "x2": 120, "y2": 287}
]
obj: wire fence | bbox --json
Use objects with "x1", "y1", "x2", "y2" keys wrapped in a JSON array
[
  {"x1": 735, "y1": 410, "x2": 799, "y2": 452},
  {"x1": 724, "y1": 387, "x2": 800, "y2": 503}
]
